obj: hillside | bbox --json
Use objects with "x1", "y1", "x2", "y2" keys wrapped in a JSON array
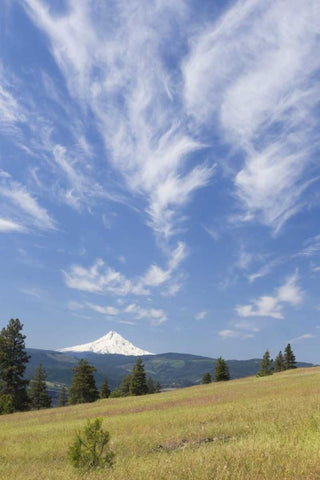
[
  {"x1": 1, "y1": 367, "x2": 320, "y2": 479},
  {"x1": 25, "y1": 348, "x2": 313, "y2": 390}
]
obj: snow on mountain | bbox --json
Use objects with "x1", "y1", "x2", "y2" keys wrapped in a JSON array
[{"x1": 57, "y1": 330, "x2": 154, "y2": 356}]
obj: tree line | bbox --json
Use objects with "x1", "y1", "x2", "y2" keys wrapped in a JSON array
[
  {"x1": 257, "y1": 344, "x2": 296, "y2": 376},
  {"x1": 0, "y1": 318, "x2": 300, "y2": 414},
  {"x1": 0, "y1": 319, "x2": 161, "y2": 414},
  {"x1": 201, "y1": 356, "x2": 231, "y2": 384}
]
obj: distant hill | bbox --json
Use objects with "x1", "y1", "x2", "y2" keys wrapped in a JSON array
[{"x1": 25, "y1": 348, "x2": 313, "y2": 390}]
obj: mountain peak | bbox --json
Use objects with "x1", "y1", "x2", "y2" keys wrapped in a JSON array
[{"x1": 57, "y1": 330, "x2": 154, "y2": 356}]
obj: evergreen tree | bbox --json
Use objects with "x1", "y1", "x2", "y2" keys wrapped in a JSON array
[
  {"x1": 58, "y1": 385, "x2": 68, "y2": 407},
  {"x1": 274, "y1": 351, "x2": 285, "y2": 372},
  {"x1": 129, "y1": 357, "x2": 148, "y2": 396},
  {"x1": 284, "y1": 344, "x2": 296, "y2": 370},
  {"x1": 0, "y1": 319, "x2": 30, "y2": 411},
  {"x1": 154, "y1": 381, "x2": 161, "y2": 393},
  {"x1": 28, "y1": 364, "x2": 51, "y2": 409},
  {"x1": 109, "y1": 388, "x2": 120, "y2": 398},
  {"x1": 0, "y1": 393, "x2": 14, "y2": 415},
  {"x1": 69, "y1": 359, "x2": 98, "y2": 405},
  {"x1": 202, "y1": 372, "x2": 212, "y2": 384},
  {"x1": 214, "y1": 357, "x2": 230, "y2": 382},
  {"x1": 119, "y1": 375, "x2": 132, "y2": 397},
  {"x1": 257, "y1": 350, "x2": 273, "y2": 377},
  {"x1": 146, "y1": 376, "x2": 155, "y2": 394},
  {"x1": 99, "y1": 379, "x2": 111, "y2": 399}
]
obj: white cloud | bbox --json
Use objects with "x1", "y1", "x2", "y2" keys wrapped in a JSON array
[
  {"x1": 236, "y1": 272, "x2": 303, "y2": 319},
  {"x1": 288, "y1": 333, "x2": 314, "y2": 344},
  {"x1": 203, "y1": 225, "x2": 220, "y2": 241},
  {"x1": 86, "y1": 303, "x2": 119, "y2": 316},
  {"x1": 0, "y1": 170, "x2": 55, "y2": 231},
  {"x1": 0, "y1": 65, "x2": 25, "y2": 132},
  {"x1": 20, "y1": 287, "x2": 41, "y2": 298},
  {"x1": 143, "y1": 241, "x2": 187, "y2": 287},
  {"x1": 63, "y1": 258, "x2": 149, "y2": 296},
  {"x1": 218, "y1": 329, "x2": 254, "y2": 339},
  {"x1": 195, "y1": 310, "x2": 207, "y2": 321},
  {"x1": 183, "y1": 0, "x2": 320, "y2": 232},
  {"x1": 124, "y1": 303, "x2": 167, "y2": 325},
  {"x1": 299, "y1": 234, "x2": 320, "y2": 257},
  {"x1": 232, "y1": 320, "x2": 260, "y2": 333},
  {"x1": 247, "y1": 257, "x2": 281, "y2": 283},
  {"x1": 0, "y1": 218, "x2": 25, "y2": 233},
  {"x1": 24, "y1": 0, "x2": 215, "y2": 240},
  {"x1": 63, "y1": 241, "x2": 186, "y2": 297},
  {"x1": 68, "y1": 299, "x2": 166, "y2": 325},
  {"x1": 276, "y1": 273, "x2": 303, "y2": 306}
]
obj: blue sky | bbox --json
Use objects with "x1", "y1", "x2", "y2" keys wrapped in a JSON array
[{"x1": 1, "y1": 0, "x2": 320, "y2": 362}]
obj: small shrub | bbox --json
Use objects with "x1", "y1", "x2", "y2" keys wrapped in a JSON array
[
  {"x1": 0, "y1": 394, "x2": 14, "y2": 414},
  {"x1": 68, "y1": 418, "x2": 114, "y2": 471}
]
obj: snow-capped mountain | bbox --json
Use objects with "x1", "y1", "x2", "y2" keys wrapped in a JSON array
[{"x1": 57, "y1": 330, "x2": 154, "y2": 356}]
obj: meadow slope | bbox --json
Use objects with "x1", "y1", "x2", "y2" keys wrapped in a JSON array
[{"x1": 1, "y1": 367, "x2": 320, "y2": 479}]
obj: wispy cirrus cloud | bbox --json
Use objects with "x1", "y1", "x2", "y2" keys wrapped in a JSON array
[
  {"x1": 195, "y1": 310, "x2": 207, "y2": 321},
  {"x1": 236, "y1": 272, "x2": 303, "y2": 319},
  {"x1": 63, "y1": 241, "x2": 187, "y2": 297},
  {"x1": 23, "y1": 0, "x2": 215, "y2": 240},
  {"x1": 68, "y1": 300, "x2": 167, "y2": 325},
  {"x1": 0, "y1": 170, "x2": 55, "y2": 232},
  {"x1": 288, "y1": 333, "x2": 314, "y2": 344},
  {"x1": 86, "y1": 303, "x2": 119, "y2": 316},
  {"x1": 0, "y1": 218, "x2": 25, "y2": 233},
  {"x1": 299, "y1": 234, "x2": 320, "y2": 258},
  {"x1": 124, "y1": 303, "x2": 167, "y2": 325},
  {"x1": 183, "y1": 0, "x2": 320, "y2": 233},
  {"x1": 218, "y1": 329, "x2": 254, "y2": 340}
]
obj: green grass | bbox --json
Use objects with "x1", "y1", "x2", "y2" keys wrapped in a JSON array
[{"x1": 1, "y1": 367, "x2": 320, "y2": 479}]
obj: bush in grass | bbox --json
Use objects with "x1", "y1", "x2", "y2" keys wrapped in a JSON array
[
  {"x1": 0, "y1": 393, "x2": 14, "y2": 414},
  {"x1": 68, "y1": 418, "x2": 114, "y2": 471}
]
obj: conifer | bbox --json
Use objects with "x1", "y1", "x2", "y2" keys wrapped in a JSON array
[
  {"x1": 69, "y1": 359, "x2": 98, "y2": 404},
  {"x1": 28, "y1": 364, "x2": 51, "y2": 409},
  {"x1": 58, "y1": 385, "x2": 68, "y2": 407},
  {"x1": 129, "y1": 357, "x2": 148, "y2": 395},
  {"x1": 284, "y1": 344, "x2": 296, "y2": 370},
  {"x1": 119, "y1": 375, "x2": 132, "y2": 396},
  {"x1": 146, "y1": 376, "x2": 155, "y2": 393},
  {"x1": 99, "y1": 379, "x2": 111, "y2": 399},
  {"x1": 154, "y1": 381, "x2": 161, "y2": 393},
  {"x1": 202, "y1": 372, "x2": 212, "y2": 384},
  {"x1": 257, "y1": 350, "x2": 273, "y2": 376},
  {"x1": 274, "y1": 351, "x2": 285, "y2": 372},
  {"x1": 0, "y1": 319, "x2": 30, "y2": 411},
  {"x1": 214, "y1": 357, "x2": 230, "y2": 382}
]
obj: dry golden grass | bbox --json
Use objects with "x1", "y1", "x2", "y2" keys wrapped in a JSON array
[{"x1": 1, "y1": 367, "x2": 320, "y2": 479}]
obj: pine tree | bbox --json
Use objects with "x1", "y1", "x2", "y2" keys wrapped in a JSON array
[
  {"x1": 274, "y1": 351, "x2": 285, "y2": 372},
  {"x1": 284, "y1": 344, "x2": 296, "y2": 370},
  {"x1": 28, "y1": 364, "x2": 51, "y2": 409},
  {"x1": 202, "y1": 372, "x2": 212, "y2": 384},
  {"x1": 0, "y1": 319, "x2": 30, "y2": 411},
  {"x1": 119, "y1": 375, "x2": 132, "y2": 397},
  {"x1": 99, "y1": 379, "x2": 111, "y2": 399},
  {"x1": 214, "y1": 357, "x2": 230, "y2": 382},
  {"x1": 58, "y1": 385, "x2": 68, "y2": 407},
  {"x1": 109, "y1": 388, "x2": 120, "y2": 398},
  {"x1": 69, "y1": 359, "x2": 98, "y2": 405},
  {"x1": 257, "y1": 350, "x2": 273, "y2": 377},
  {"x1": 129, "y1": 357, "x2": 148, "y2": 395},
  {"x1": 154, "y1": 381, "x2": 161, "y2": 393},
  {"x1": 146, "y1": 376, "x2": 155, "y2": 394}
]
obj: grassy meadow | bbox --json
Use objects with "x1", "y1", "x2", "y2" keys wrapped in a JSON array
[{"x1": 1, "y1": 367, "x2": 320, "y2": 479}]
